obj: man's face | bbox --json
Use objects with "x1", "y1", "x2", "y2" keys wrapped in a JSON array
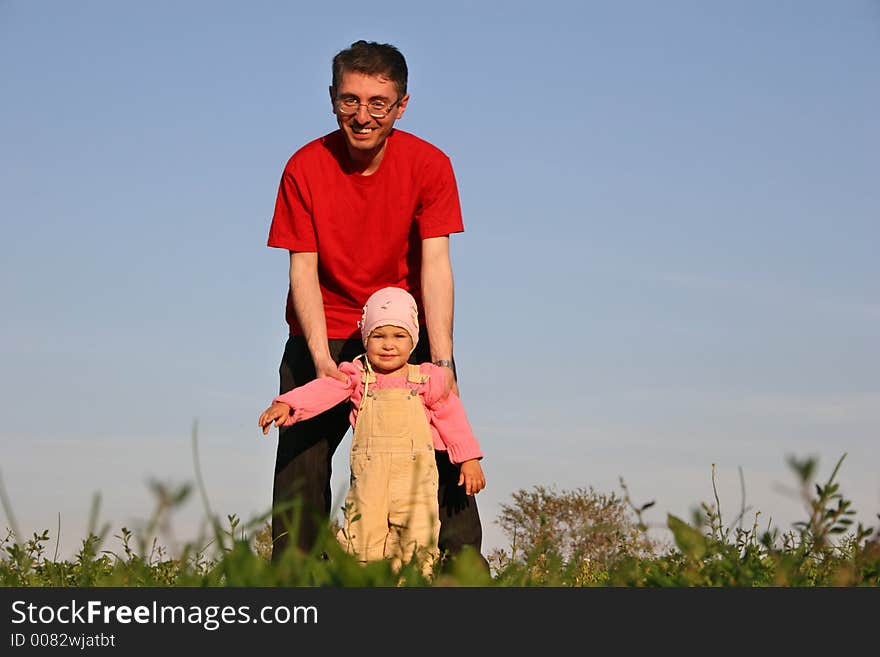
[{"x1": 330, "y1": 71, "x2": 409, "y2": 162}]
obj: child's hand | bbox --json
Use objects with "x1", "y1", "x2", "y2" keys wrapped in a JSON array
[
  {"x1": 258, "y1": 402, "x2": 292, "y2": 435},
  {"x1": 457, "y1": 459, "x2": 486, "y2": 495}
]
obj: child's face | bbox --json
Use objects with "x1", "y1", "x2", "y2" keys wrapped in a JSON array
[{"x1": 365, "y1": 325, "x2": 413, "y2": 375}]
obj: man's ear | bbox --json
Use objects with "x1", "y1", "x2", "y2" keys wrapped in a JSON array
[{"x1": 395, "y1": 93, "x2": 410, "y2": 119}]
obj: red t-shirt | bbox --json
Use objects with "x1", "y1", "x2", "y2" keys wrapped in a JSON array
[{"x1": 268, "y1": 129, "x2": 464, "y2": 339}]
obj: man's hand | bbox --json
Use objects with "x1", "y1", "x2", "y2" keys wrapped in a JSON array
[
  {"x1": 439, "y1": 365, "x2": 459, "y2": 400},
  {"x1": 421, "y1": 236, "x2": 458, "y2": 398},
  {"x1": 457, "y1": 459, "x2": 486, "y2": 495},
  {"x1": 288, "y1": 251, "x2": 346, "y2": 383},
  {"x1": 314, "y1": 356, "x2": 347, "y2": 383},
  {"x1": 259, "y1": 402, "x2": 293, "y2": 435}
]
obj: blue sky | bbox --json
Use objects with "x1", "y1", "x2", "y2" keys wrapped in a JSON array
[{"x1": 2, "y1": 1, "x2": 878, "y2": 558}]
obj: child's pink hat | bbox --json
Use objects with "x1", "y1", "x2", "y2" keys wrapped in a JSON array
[{"x1": 358, "y1": 286, "x2": 419, "y2": 351}]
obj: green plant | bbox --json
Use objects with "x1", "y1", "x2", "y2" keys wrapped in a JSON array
[{"x1": 2, "y1": 447, "x2": 877, "y2": 587}]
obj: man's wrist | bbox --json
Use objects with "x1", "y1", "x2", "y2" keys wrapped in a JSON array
[{"x1": 432, "y1": 359, "x2": 454, "y2": 369}]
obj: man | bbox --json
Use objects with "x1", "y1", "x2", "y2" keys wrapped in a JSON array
[{"x1": 266, "y1": 40, "x2": 486, "y2": 568}]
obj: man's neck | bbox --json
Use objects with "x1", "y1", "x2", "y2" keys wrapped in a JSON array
[{"x1": 345, "y1": 141, "x2": 387, "y2": 176}]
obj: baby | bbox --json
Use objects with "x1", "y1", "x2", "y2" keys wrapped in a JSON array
[{"x1": 259, "y1": 286, "x2": 485, "y2": 574}]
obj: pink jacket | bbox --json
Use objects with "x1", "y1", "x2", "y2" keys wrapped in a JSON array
[{"x1": 274, "y1": 361, "x2": 482, "y2": 464}]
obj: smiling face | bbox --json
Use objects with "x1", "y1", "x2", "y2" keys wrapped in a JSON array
[
  {"x1": 365, "y1": 324, "x2": 414, "y2": 376},
  {"x1": 330, "y1": 71, "x2": 409, "y2": 174}
]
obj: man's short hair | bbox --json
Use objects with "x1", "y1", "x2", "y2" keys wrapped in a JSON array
[{"x1": 331, "y1": 40, "x2": 408, "y2": 99}]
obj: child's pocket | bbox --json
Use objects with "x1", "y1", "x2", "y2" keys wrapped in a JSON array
[
  {"x1": 350, "y1": 450, "x2": 370, "y2": 481},
  {"x1": 370, "y1": 398, "x2": 407, "y2": 437},
  {"x1": 414, "y1": 446, "x2": 439, "y2": 491}
]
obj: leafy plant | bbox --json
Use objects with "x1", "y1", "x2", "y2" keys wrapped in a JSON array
[{"x1": 2, "y1": 451, "x2": 877, "y2": 587}]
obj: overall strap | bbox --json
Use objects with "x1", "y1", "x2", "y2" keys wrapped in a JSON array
[
  {"x1": 406, "y1": 364, "x2": 426, "y2": 385},
  {"x1": 356, "y1": 354, "x2": 376, "y2": 410}
]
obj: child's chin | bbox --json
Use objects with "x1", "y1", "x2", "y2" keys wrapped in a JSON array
[{"x1": 372, "y1": 360, "x2": 403, "y2": 374}]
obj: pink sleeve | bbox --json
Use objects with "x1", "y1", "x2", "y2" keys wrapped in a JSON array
[
  {"x1": 422, "y1": 365, "x2": 483, "y2": 464},
  {"x1": 273, "y1": 362, "x2": 358, "y2": 425}
]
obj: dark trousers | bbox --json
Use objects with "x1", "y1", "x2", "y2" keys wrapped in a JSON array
[{"x1": 271, "y1": 328, "x2": 487, "y2": 569}]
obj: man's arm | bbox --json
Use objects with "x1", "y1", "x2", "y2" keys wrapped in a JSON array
[
  {"x1": 289, "y1": 251, "x2": 346, "y2": 381},
  {"x1": 421, "y1": 236, "x2": 458, "y2": 397}
]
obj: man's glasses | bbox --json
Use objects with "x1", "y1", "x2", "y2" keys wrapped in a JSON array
[{"x1": 335, "y1": 96, "x2": 401, "y2": 119}]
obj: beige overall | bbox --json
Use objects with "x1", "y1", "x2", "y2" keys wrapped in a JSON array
[{"x1": 336, "y1": 360, "x2": 440, "y2": 574}]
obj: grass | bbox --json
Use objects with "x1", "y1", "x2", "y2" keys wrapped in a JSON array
[{"x1": 2, "y1": 435, "x2": 878, "y2": 586}]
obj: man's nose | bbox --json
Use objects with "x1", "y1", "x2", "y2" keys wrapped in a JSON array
[{"x1": 355, "y1": 103, "x2": 372, "y2": 120}]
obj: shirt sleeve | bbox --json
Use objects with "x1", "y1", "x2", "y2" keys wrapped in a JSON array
[
  {"x1": 415, "y1": 153, "x2": 464, "y2": 239},
  {"x1": 422, "y1": 365, "x2": 483, "y2": 464},
  {"x1": 267, "y1": 158, "x2": 318, "y2": 252},
  {"x1": 273, "y1": 363, "x2": 357, "y2": 425}
]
